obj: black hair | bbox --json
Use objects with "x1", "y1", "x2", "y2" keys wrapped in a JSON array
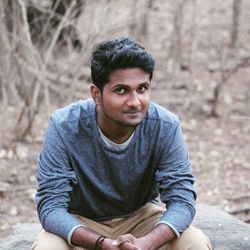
[{"x1": 90, "y1": 37, "x2": 155, "y2": 91}]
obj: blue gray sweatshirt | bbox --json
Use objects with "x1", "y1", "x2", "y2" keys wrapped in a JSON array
[{"x1": 35, "y1": 99, "x2": 196, "y2": 242}]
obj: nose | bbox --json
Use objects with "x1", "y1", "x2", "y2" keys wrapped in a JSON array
[{"x1": 127, "y1": 91, "x2": 141, "y2": 108}]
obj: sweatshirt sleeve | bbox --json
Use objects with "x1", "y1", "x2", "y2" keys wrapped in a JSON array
[
  {"x1": 35, "y1": 115, "x2": 82, "y2": 240},
  {"x1": 156, "y1": 121, "x2": 196, "y2": 235}
]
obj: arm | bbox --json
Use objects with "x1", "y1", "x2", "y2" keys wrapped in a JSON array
[
  {"x1": 156, "y1": 121, "x2": 196, "y2": 235},
  {"x1": 71, "y1": 226, "x2": 100, "y2": 249},
  {"x1": 139, "y1": 224, "x2": 175, "y2": 249},
  {"x1": 36, "y1": 116, "x2": 82, "y2": 242},
  {"x1": 72, "y1": 226, "x2": 122, "y2": 249},
  {"x1": 71, "y1": 224, "x2": 175, "y2": 250}
]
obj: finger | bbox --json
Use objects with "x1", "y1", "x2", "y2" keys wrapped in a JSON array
[
  {"x1": 119, "y1": 241, "x2": 139, "y2": 250},
  {"x1": 113, "y1": 234, "x2": 136, "y2": 245},
  {"x1": 112, "y1": 239, "x2": 131, "y2": 246}
]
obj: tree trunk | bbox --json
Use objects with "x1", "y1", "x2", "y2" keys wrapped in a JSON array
[
  {"x1": 129, "y1": 0, "x2": 154, "y2": 39},
  {"x1": 230, "y1": 0, "x2": 242, "y2": 48},
  {"x1": 166, "y1": 0, "x2": 186, "y2": 84}
]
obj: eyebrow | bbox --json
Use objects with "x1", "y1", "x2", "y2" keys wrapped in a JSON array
[{"x1": 112, "y1": 82, "x2": 150, "y2": 89}]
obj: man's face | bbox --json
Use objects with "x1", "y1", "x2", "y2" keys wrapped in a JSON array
[{"x1": 96, "y1": 68, "x2": 151, "y2": 128}]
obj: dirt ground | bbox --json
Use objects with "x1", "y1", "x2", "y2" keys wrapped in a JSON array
[{"x1": 0, "y1": 74, "x2": 250, "y2": 240}]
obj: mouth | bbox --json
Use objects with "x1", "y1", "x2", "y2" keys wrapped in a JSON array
[
  {"x1": 124, "y1": 111, "x2": 141, "y2": 117},
  {"x1": 123, "y1": 109, "x2": 141, "y2": 114},
  {"x1": 123, "y1": 110, "x2": 142, "y2": 119}
]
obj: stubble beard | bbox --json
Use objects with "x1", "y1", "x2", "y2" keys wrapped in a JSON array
[{"x1": 103, "y1": 108, "x2": 143, "y2": 128}]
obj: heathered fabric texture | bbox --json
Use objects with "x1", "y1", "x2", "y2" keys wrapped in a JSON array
[{"x1": 35, "y1": 99, "x2": 196, "y2": 240}]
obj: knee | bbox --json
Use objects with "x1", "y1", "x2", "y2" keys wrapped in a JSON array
[
  {"x1": 170, "y1": 226, "x2": 212, "y2": 250},
  {"x1": 32, "y1": 230, "x2": 72, "y2": 250},
  {"x1": 186, "y1": 227, "x2": 212, "y2": 250}
]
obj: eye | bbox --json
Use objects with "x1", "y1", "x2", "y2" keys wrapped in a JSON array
[
  {"x1": 137, "y1": 85, "x2": 148, "y2": 93},
  {"x1": 115, "y1": 87, "x2": 127, "y2": 94}
]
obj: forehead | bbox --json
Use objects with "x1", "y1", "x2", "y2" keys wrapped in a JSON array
[{"x1": 107, "y1": 68, "x2": 150, "y2": 86}]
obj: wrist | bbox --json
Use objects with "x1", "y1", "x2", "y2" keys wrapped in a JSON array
[
  {"x1": 139, "y1": 235, "x2": 155, "y2": 250},
  {"x1": 100, "y1": 238, "x2": 112, "y2": 250},
  {"x1": 141, "y1": 224, "x2": 176, "y2": 250},
  {"x1": 94, "y1": 236, "x2": 107, "y2": 250}
]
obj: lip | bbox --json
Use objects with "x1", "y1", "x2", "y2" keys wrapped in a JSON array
[
  {"x1": 123, "y1": 110, "x2": 141, "y2": 114},
  {"x1": 123, "y1": 111, "x2": 141, "y2": 116},
  {"x1": 123, "y1": 111, "x2": 142, "y2": 119}
]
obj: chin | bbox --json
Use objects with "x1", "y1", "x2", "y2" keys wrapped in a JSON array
[{"x1": 122, "y1": 119, "x2": 143, "y2": 127}]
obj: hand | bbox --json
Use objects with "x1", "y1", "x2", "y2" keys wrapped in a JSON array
[
  {"x1": 109, "y1": 223, "x2": 175, "y2": 250},
  {"x1": 101, "y1": 238, "x2": 121, "y2": 250},
  {"x1": 111, "y1": 234, "x2": 150, "y2": 250}
]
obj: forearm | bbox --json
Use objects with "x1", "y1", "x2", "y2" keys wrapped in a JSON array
[
  {"x1": 142, "y1": 223, "x2": 176, "y2": 250},
  {"x1": 71, "y1": 226, "x2": 101, "y2": 249},
  {"x1": 160, "y1": 201, "x2": 195, "y2": 234},
  {"x1": 38, "y1": 208, "x2": 83, "y2": 242}
]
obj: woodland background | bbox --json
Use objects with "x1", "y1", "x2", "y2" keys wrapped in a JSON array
[{"x1": 0, "y1": 0, "x2": 249, "y2": 238}]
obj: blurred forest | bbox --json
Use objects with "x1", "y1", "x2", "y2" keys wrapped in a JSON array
[{"x1": 0, "y1": 0, "x2": 250, "y2": 238}]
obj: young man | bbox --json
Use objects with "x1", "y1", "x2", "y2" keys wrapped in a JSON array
[{"x1": 32, "y1": 37, "x2": 212, "y2": 250}]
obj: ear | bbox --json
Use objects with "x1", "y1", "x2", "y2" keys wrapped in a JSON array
[{"x1": 90, "y1": 84, "x2": 102, "y2": 105}]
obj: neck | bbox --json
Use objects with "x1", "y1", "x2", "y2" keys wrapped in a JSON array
[{"x1": 99, "y1": 126, "x2": 134, "y2": 144}]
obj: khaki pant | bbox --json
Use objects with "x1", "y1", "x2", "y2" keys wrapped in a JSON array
[{"x1": 32, "y1": 203, "x2": 212, "y2": 250}]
